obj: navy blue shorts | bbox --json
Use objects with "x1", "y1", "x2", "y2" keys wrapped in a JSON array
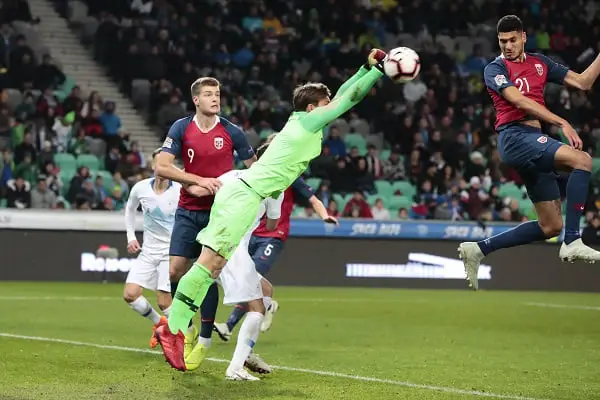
[
  {"x1": 248, "y1": 236, "x2": 285, "y2": 276},
  {"x1": 497, "y1": 124, "x2": 564, "y2": 203},
  {"x1": 169, "y1": 207, "x2": 210, "y2": 259}
]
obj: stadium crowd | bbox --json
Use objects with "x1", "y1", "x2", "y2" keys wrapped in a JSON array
[{"x1": 2, "y1": 0, "x2": 600, "y2": 224}]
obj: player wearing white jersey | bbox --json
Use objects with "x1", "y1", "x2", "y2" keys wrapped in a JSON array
[
  {"x1": 124, "y1": 149, "x2": 181, "y2": 347},
  {"x1": 184, "y1": 144, "x2": 283, "y2": 381}
]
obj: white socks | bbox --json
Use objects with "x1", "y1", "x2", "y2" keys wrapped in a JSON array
[
  {"x1": 229, "y1": 311, "x2": 264, "y2": 371},
  {"x1": 263, "y1": 296, "x2": 272, "y2": 311},
  {"x1": 162, "y1": 305, "x2": 171, "y2": 317},
  {"x1": 128, "y1": 296, "x2": 161, "y2": 324}
]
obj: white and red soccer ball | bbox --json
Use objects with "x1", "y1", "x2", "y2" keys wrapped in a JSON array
[{"x1": 383, "y1": 47, "x2": 421, "y2": 83}]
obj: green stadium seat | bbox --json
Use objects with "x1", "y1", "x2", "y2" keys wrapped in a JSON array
[
  {"x1": 592, "y1": 158, "x2": 600, "y2": 174},
  {"x1": 333, "y1": 193, "x2": 345, "y2": 207},
  {"x1": 391, "y1": 181, "x2": 416, "y2": 198},
  {"x1": 380, "y1": 149, "x2": 391, "y2": 161},
  {"x1": 96, "y1": 170, "x2": 114, "y2": 191},
  {"x1": 388, "y1": 196, "x2": 413, "y2": 211},
  {"x1": 498, "y1": 182, "x2": 520, "y2": 198},
  {"x1": 77, "y1": 154, "x2": 100, "y2": 170},
  {"x1": 54, "y1": 153, "x2": 77, "y2": 171},
  {"x1": 305, "y1": 177, "x2": 322, "y2": 190},
  {"x1": 292, "y1": 207, "x2": 305, "y2": 217},
  {"x1": 374, "y1": 180, "x2": 393, "y2": 197},
  {"x1": 0, "y1": 198, "x2": 6, "y2": 208},
  {"x1": 518, "y1": 199, "x2": 536, "y2": 219},
  {"x1": 367, "y1": 194, "x2": 380, "y2": 206},
  {"x1": 344, "y1": 133, "x2": 366, "y2": 149}
]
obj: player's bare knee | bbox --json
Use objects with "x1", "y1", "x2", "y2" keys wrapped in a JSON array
[
  {"x1": 576, "y1": 151, "x2": 592, "y2": 171},
  {"x1": 248, "y1": 299, "x2": 266, "y2": 315},
  {"x1": 123, "y1": 286, "x2": 142, "y2": 303},
  {"x1": 261, "y1": 278, "x2": 273, "y2": 297},
  {"x1": 538, "y1": 219, "x2": 563, "y2": 238},
  {"x1": 169, "y1": 256, "x2": 189, "y2": 281}
]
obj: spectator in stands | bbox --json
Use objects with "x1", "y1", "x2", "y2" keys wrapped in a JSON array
[
  {"x1": 68, "y1": 127, "x2": 89, "y2": 156},
  {"x1": 128, "y1": 141, "x2": 146, "y2": 168},
  {"x1": 371, "y1": 198, "x2": 390, "y2": 220},
  {"x1": 52, "y1": 111, "x2": 75, "y2": 152},
  {"x1": 365, "y1": 145, "x2": 383, "y2": 179},
  {"x1": 315, "y1": 181, "x2": 333, "y2": 209},
  {"x1": 15, "y1": 153, "x2": 37, "y2": 184},
  {"x1": 324, "y1": 127, "x2": 346, "y2": 157},
  {"x1": 14, "y1": 131, "x2": 36, "y2": 164},
  {"x1": 99, "y1": 101, "x2": 121, "y2": 145},
  {"x1": 67, "y1": 166, "x2": 90, "y2": 203},
  {"x1": 461, "y1": 177, "x2": 491, "y2": 221},
  {"x1": 157, "y1": 93, "x2": 186, "y2": 132},
  {"x1": 354, "y1": 157, "x2": 376, "y2": 195},
  {"x1": 382, "y1": 149, "x2": 406, "y2": 182},
  {"x1": 104, "y1": 146, "x2": 121, "y2": 174},
  {"x1": 0, "y1": 104, "x2": 11, "y2": 149},
  {"x1": 36, "y1": 54, "x2": 65, "y2": 90},
  {"x1": 81, "y1": 108, "x2": 103, "y2": 137},
  {"x1": 6, "y1": 175, "x2": 30, "y2": 208},
  {"x1": 343, "y1": 191, "x2": 373, "y2": 219},
  {"x1": 582, "y1": 214, "x2": 600, "y2": 245},
  {"x1": 0, "y1": 149, "x2": 15, "y2": 192},
  {"x1": 329, "y1": 157, "x2": 355, "y2": 195},
  {"x1": 327, "y1": 199, "x2": 340, "y2": 218},
  {"x1": 12, "y1": 52, "x2": 35, "y2": 89},
  {"x1": 37, "y1": 140, "x2": 54, "y2": 167},
  {"x1": 94, "y1": 175, "x2": 108, "y2": 203},
  {"x1": 43, "y1": 162, "x2": 61, "y2": 196},
  {"x1": 14, "y1": 92, "x2": 35, "y2": 122},
  {"x1": 62, "y1": 86, "x2": 84, "y2": 116},
  {"x1": 80, "y1": 91, "x2": 102, "y2": 118},
  {"x1": 310, "y1": 145, "x2": 335, "y2": 180},
  {"x1": 30, "y1": 175, "x2": 56, "y2": 209}
]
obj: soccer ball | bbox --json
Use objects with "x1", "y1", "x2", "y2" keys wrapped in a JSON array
[{"x1": 383, "y1": 47, "x2": 421, "y2": 83}]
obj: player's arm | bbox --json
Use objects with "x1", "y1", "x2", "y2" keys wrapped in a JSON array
[
  {"x1": 302, "y1": 67, "x2": 384, "y2": 133},
  {"x1": 484, "y1": 62, "x2": 569, "y2": 128},
  {"x1": 333, "y1": 49, "x2": 386, "y2": 100},
  {"x1": 563, "y1": 53, "x2": 600, "y2": 90},
  {"x1": 265, "y1": 192, "x2": 284, "y2": 231},
  {"x1": 155, "y1": 119, "x2": 204, "y2": 185},
  {"x1": 124, "y1": 183, "x2": 141, "y2": 254},
  {"x1": 225, "y1": 119, "x2": 257, "y2": 168},
  {"x1": 292, "y1": 177, "x2": 338, "y2": 225}
]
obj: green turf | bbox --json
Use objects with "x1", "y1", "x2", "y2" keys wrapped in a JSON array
[{"x1": 0, "y1": 282, "x2": 599, "y2": 400}]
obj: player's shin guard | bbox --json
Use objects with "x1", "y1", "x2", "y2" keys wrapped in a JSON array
[
  {"x1": 167, "y1": 264, "x2": 214, "y2": 335},
  {"x1": 477, "y1": 220, "x2": 547, "y2": 255},
  {"x1": 227, "y1": 303, "x2": 249, "y2": 331},
  {"x1": 564, "y1": 169, "x2": 590, "y2": 244},
  {"x1": 229, "y1": 311, "x2": 264, "y2": 371},
  {"x1": 199, "y1": 283, "x2": 219, "y2": 341}
]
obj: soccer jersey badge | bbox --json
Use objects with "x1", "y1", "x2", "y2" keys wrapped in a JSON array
[
  {"x1": 494, "y1": 74, "x2": 507, "y2": 87},
  {"x1": 537, "y1": 136, "x2": 548, "y2": 144},
  {"x1": 535, "y1": 63, "x2": 544, "y2": 76},
  {"x1": 214, "y1": 137, "x2": 224, "y2": 150}
]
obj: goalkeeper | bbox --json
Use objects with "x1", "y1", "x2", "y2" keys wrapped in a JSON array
[{"x1": 155, "y1": 49, "x2": 388, "y2": 371}]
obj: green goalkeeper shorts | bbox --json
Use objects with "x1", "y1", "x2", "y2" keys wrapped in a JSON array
[{"x1": 196, "y1": 179, "x2": 263, "y2": 260}]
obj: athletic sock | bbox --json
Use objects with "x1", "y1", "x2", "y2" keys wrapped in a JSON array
[
  {"x1": 199, "y1": 283, "x2": 219, "y2": 339},
  {"x1": 263, "y1": 296, "x2": 272, "y2": 311},
  {"x1": 170, "y1": 281, "x2": 179, "y2": 297},
  {"x1": 128, "y1": 296, "x2": 161, "y2": 324},
  {"x1": 564, "y1": 169, "x2": 590, "y2": 244},
  {"x1": 227, "y1": 303, "x2": 249, "y2": 331},
  {"x1": 477, "y1": 220, "x2": 547, "y2": 256},
  {"x1": 162, "y1": 305, "x2": 171, "y2": 317},
  {"x1": 198, "y1": 336, "x2": 212, "y2": 348},
  {"x1": 167, "y1": 263, "x2": 214, "y2": 334},
  {"x1": 228, "y1": 311, "x2": 263, "y2": 371}
]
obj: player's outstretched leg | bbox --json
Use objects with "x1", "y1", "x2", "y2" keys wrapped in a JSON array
[
  {"x1": 123, "y1": 284, "x2": 165, "y2": 347},
  {"x1": 459, "y1": 220, "x2": 549, "y2": 290},
  {"x1": 226, "y1": 299, "x2": 266, "y2": 381},
  {"x1": 557, "y1": 148, "x2": 600, "y2": 262}
]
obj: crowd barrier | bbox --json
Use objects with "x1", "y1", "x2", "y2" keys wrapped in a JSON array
[{"x1": 1, "y1": 210, "x2": 598, "y2": 292}]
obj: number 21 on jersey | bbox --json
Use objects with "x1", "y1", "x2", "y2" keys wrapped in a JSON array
[{"x1": 516, "y1": 77, "x2": 529, "y2": 93}]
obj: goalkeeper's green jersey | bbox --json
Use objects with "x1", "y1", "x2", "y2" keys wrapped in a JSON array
[{"x1": 242, "y1": 66, "x2": 383, "y2": 199}]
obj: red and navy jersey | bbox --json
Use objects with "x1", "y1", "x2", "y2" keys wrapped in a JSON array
[
  {"x1": 483, "y1": 52, "x2": 569, "y2": 130},
  {"x1": 161, "y1": 115, "x2": 254, "y2": 211},
  {"x1": 253, "y1": 177, "x2": 314, "y2": 242}
]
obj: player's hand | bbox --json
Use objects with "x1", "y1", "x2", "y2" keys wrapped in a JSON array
[
  {"x1": 368, "y1": 48, "x2": 387, "y2": 66},
  {"x1": 127, "y1": 240, "x2": 141, "y2": 254},
  {"x1": 323, "y1": 216, "x2": 339, "y2": 226},
  {"x1": 196, "y1": 177, "x2": 222, "y2": 195},
  {"x1": 561, "y1": 123, "x2": 583, "y2": 150}
]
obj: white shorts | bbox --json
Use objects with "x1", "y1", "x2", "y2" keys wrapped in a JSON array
[
  {"x1": 218, "y1": 238, "x2": 263, "y2": 305},
  {"x1": 125, "y1": 251, "x2": 170, "y2": 292}
]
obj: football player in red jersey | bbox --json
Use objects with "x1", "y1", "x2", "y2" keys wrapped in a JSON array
[
  {"x1": 154, "y1": 77, "x2": 257, "y2": 369},
  {"x1": 460, "y1": 15, "x2": 600, "y2": 290}
]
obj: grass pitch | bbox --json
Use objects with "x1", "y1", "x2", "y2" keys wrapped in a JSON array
[{"x1": 0, "y1": 282, "x2": 599, "y2": 400}]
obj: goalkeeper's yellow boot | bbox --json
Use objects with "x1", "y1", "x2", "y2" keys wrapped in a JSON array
[
  {"x1": 184, "y1": 342, "x2": 209, "y2": 371},
  {"x1": 184, "y1": 324, "x2": 199, "y2": 359}
]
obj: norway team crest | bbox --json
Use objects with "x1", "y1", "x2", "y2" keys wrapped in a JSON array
[
  {"x1": 537, "y1": 136, "x2": 548, "y2": 144},
  {"x1": 535, "y1": 63, "x2": 544, "y2": 76},
  {"x1": 214, "y1": 137, "x2": 224, "y2": 150}
]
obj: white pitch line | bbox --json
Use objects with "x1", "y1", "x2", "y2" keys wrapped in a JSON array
[
  {"x1": 523, "y1": 302, "x2": 600, "y2": 311},
  {"x1": 0, "y1": 296, "x2": 116, "y2": 301},
  {"x1": 0, "y1": 332, "x2": 545, "y2": 400},
  {"x1": 0, "y1": 296, "x2": 426, "y2": 303}
]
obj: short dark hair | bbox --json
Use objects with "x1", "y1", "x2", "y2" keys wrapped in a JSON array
[
  {"x1": 292, "y1": 83, "x2": 331, "y2": 111},
  {"x1": 497, "y1": 15, "x2": 523, "y2": 34},
  {"x1": 190, "y1": 77, "x2": 220, "y2": 98}
]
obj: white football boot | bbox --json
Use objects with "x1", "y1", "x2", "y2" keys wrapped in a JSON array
[
  {"x1": 245, "y1": 352, "x2": 272, "y2": 374},
  {"x1": 213, "y1": 322, "x2": 232, "y2": 342},
  {"x1": 260, "y1": 300, "x2": 279, "y2": 332},
  {"x1": 458, "y1": 242, "x2": 485, "y2": 290},
  {"x1": 226, "y1": 367, "x2": 260, "y2": 381},
  {"x1": 559, "y1": 238, "x2": 600, "y2": 263}
]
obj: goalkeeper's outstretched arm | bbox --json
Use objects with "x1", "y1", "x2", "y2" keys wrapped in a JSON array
[
  {"x1": 332, "y1": 66, "x2": 369, "y2": 100},
  {"x1": 301, "y1": 67, "x2": 384, "y2": 133}
]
